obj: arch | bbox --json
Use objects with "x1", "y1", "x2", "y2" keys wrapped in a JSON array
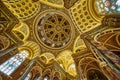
[
  {"x1": 56, "y1": 50, "x2": 77, "y2": 77},
  {"x1": 86, "y1": 69, "x2": 108, "y2": 80},
  {"x1": 53, "y1": 71, "x2": 61, "y2": 80},
  {"x1": 12, "y1": 22, "x2": 30, "y2": 41},
  {"x1": 78, "y1": 57, "x2": 101, "y2": 79},
  {"x1": 83, "y1": 60, "x2": 99, "y2": 72},
  {"x1": 19, "y1": 41, "x2": 41, "y2": 59},
  {"x1": 56, "y1": 50, "x2": 73, "y2": 66},
  {"x1": 42, "y1": 69, "x2": 51, "y2": 80},
  {"x1": 84, "y1": 61, "x2": 100, "y2": 74},
  {"x1": 31, "y1": 66, "x2": 42, "y2": 80},
  {"x1": 78, "y1": 57, "x2": 99, "y2": 67},
  {"x1": 40, "y1": 52, "x2": 55, "y2": 64},
  {"x1": 0, "y1": 50, "x2": 29, "y2": 75},
  {"x1": 88, "y1": 0, "x2": 103, "y2": 19},
  {"x1": 24, "y1": 66, "x2": 42, "y2": 80}
]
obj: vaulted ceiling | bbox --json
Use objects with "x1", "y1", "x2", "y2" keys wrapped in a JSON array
[{"x1": 0, "y1": 0, "x2": 112, "y2": 79}]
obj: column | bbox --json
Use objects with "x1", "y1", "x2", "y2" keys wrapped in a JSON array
[
  {"x1": 18, "y1": 59, "x2": 35, "y2": 80},
  {"x1": 0, "y1": 45, "x2": 18, "y2": 56}
]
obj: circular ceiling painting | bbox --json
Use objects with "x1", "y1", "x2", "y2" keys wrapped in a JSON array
[{"x1": 34, "y1": 10, "x2": 74, "y2": 49}]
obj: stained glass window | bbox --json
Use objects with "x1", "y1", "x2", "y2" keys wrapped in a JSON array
[
  {"x1": 0, "y1": 50, "x2": 29, "y2": 75},
  {"x1": 95, "y1": 0, "x2": 120, "y2": 15}
]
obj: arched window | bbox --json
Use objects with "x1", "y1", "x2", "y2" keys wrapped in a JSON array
[
  {"x1": 0, "y1": 50, "x2": 29, "y2": 75},
  {"x1": 95, "y1": 0, "x2": 120, "y2": 15}
]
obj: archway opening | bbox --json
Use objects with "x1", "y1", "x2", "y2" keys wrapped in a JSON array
[{"x1": 87, "y1": 70, "x2": 108, "y2": 80}]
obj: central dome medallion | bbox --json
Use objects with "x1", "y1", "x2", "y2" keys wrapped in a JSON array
[{"x1": 34, "y1": 10, "x2": 74, "y2": 49}]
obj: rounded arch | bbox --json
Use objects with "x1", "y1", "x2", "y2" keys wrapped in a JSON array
[
  {"x1": 40, "y1": 52, "x2": 55, "y2": 64},
  {"x1": 56, "y1": 50, "x2": 73, "y2": 66},
  {"x1": 88, "y1": 0, "x2": 103, "y2": 20},
  {"x1": 78, "y1": 57, "x2": 101, "y2": 79},
  {"x1": 84, "y1": 61, "x2": 99, "y2": 73},
  {"x1": 42, "y1": 69, "x2": 51, "y2": 80},
  {"x1": 78, "y1": 57, "x2": 99, "y2": 67},
  {"x1": 40, "y1": 56, "x2": 47, "y2": 64},
  {"x1": 18, "y1": 41, "x2": 40, "y2": 59},
  {"x1": 53, "y1": 71, "x2": 61, "y2": 80},
  {"x1": 12, "y1": 22, "x2": 30, "y2": 41},
  {"x1": 18, "y1": 47, "x2": 32, "y2": 60},
  {"x1": 30, "y1": 66, "x2": 42, "y2": 80},
  {"x1": 81, "y1": 58, "x2": 99, "y2": 71},
  {"x1": 56, "y1": 50, "x2": 77, "y2": 77}
]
